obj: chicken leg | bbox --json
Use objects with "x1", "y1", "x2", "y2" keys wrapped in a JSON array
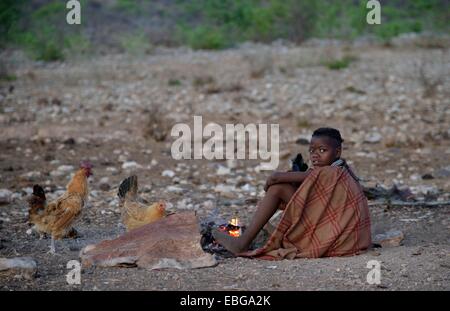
[{"x1": 47, "y1": 237, "x2": 56, "y2": 254}]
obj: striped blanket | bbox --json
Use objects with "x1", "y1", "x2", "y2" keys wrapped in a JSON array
[{"x1": 240, "y1": 165, "x2": 372, "y2": 259}]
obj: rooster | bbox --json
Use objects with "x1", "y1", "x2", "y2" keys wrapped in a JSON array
[
  {"x1": 27, "y1": 161, "x2": 92, "y2": 254},
  {"x1": 117, "y1": 175, "x2": 166, "y2": 231}
]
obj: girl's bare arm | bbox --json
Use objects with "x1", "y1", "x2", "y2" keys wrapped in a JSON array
[
  {"x1": 264, "y1": 171, "x2": 311, "y2": 191},
  {"x1": 273, "y1": 171, "x2": 310, "y2": 183}
]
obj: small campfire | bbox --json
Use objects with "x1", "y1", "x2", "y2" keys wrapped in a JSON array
[
  {"x1": 218, "y1": 217, "x2": 242, "y2": 237},
  {"x1": 200, "y1": 217, "x2": 245, "y2": 258}
]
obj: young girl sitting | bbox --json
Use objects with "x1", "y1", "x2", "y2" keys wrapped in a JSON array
[{"x1": 213, "y1": 127, "x2": 372, "y2": 259}]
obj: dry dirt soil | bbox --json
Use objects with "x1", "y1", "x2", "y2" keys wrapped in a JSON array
[{"x1": 0, "y1": 42, "x2": 449, "y2": 290}]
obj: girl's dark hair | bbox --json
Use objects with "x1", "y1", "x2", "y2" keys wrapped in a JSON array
[{"x1": 312, "y1": 127, "x2": 344, "y2": 147}]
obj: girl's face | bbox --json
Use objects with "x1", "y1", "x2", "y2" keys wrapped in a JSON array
[{"x1": 309, "y1": 136, "x2": 341, "y2": 168}]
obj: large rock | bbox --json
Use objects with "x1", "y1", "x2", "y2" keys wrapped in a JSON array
[
  {"x1": 0, "y1": 189, "x2": 13, "y2": 205},
  {"x1": 0, "y1": 257, "x2": 37, "y2": 280},
  {"x1": 373, "y1": 230, "x2": 404, "y2": 247},
  {"x1": 80, "y1": 212, "x2": 217, "y2": 270}
]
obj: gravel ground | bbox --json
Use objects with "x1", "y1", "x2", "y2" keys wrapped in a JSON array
[{"x1": 0, "y1": 42, "x2": 449, "y2": 290}]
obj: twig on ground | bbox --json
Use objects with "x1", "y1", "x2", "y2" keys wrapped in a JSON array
[{"x1": 369, "y1": 200, "x2": 450, "y2": 207}]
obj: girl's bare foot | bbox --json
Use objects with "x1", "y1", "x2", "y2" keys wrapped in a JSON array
[{"x1": 212, "y1": 228, "x2": 247, "y2": 255}]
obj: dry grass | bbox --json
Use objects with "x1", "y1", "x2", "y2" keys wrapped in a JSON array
[
  {"x1": 242, "y1": 50, "x2": 274, "y2": 79},
  {"x1": 142, "y1": 104, "x2": 171, "y2": 142},
  {"x1": 416, "y1": 51, "x2": 447, "y2": 98}
]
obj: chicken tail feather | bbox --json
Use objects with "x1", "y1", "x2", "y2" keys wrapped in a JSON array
[
  {"x1": 27, "y1": 184, "x2": 47, "y2": 223},
  {"x1": 118, "y1": 175, "x2": 138, "y2": 201},
  {"x1": 32, "y1": 184, "x2": 46, "y2": 201}
]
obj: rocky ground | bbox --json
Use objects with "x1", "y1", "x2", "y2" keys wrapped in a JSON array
[{"x1": 0, "y1": 40, "x2": 449, "y2": 290}]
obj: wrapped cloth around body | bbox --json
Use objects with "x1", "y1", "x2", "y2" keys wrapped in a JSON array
[{"x1": 240, "y1": 166, "x2": 372, "y2": 260}]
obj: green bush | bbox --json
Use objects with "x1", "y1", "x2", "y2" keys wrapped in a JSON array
[
  {"x1": 115, "y1": 0, "x2": 141, "y2": 14},
  {"x1": 176, "y1": 0, "x2": 449, "y2": 48},
  {"x1": 325, "y1": 55, "x2": 357, "y2": 70},
  {"x1": 0, "y1": 60, "x2": 16, "y2": 81},
  {"x1": 168, "y1": 78, "x2": 182, "y2": 86},
  {"x1": 119, "y1": 31, "x2": 152, "y2": 55},
  {"x1": 10, "y1": 1, "x2": 92, "y2": 61},
  {"x1": 1, "y1": 0, "x2": 449, "y2": 55},
  {"x1": 12, "y1": 2, "x2": 66, "y2": 61},
  {"x1": 65, "y1": 34, "x2": 92, "y2": 57},
  {"x1": 17, "y1": 25, "x2": 65, "y2": 61},
  {"x1": 179, "y1": 25, "x2": 228, "y2": 50},
  {"x1": 0, "y1": 0, "x2": 25, "y2": 46}
]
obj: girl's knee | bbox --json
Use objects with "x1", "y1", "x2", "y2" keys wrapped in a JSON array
[
  {"x1": 268, "y1": 184, "x2": 284, "y2": 196},
  {"x1": 269, "y1": 183, "x2": 295, "y2": 203}
]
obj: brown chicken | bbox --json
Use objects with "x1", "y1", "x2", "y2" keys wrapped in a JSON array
[
  {"x1": 27, "y1": 161, "x2": 92, "y2": 254},
  {"x1": 117, "y1": 175, "x2": 166, "y2": 231}
]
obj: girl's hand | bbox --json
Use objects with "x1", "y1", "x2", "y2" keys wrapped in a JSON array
[{"x1": 264, "y1": 172, "x2": 282, "y2": 192}]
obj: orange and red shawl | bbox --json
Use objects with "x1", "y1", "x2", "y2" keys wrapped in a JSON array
[{"x1": 239, "y1": 166, "x2": 372, "y2": 260}]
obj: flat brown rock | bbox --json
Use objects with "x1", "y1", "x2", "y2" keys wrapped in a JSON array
[
  {"x1": 373, "y1": 230, "x2": 404, "y2": 247},
  {"x1": 80, "y1": 212, "x2": 217, "y2": 270}
]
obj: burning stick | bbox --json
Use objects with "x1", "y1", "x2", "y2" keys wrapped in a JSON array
[{"x1": 218, "y1": 217, "x2": 242, "y2": 238}]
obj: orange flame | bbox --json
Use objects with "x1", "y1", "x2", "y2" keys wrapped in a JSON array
[
  {"x1": 228, "y1": 229, "x2": 241, "y2": 237},
  {"x1": 228, "y1": 217, "x2": 241, "y2": 237}
]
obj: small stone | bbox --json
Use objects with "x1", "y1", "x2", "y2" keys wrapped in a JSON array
[
  {"x1": 214, "y1": 184, "x2": 235, "y2": 198},
  {"x1": 162, "y1": 170, "x2": 175, "y2": 178},
  {"x1": 0, "y1": 257, "x2": 37, "y2": 280},
  {"x1": 368, "y1": 250, "x2": 381, "y2": 256},
  {"x1": 434, "y1": 167, "x2": 450, "y2": 179},
  {"x1": 176, "y1": 198, "x2": 191, "y2": 210},
  {"x1": 373, "y1": 230, "x2": 404, "y2": 247},
  {"x1": 216, "y1": 165, "x2": 231, "y2": 176},
  {"x1": 109, "y1": 198, "x2": 119, "y2": 207},
  {"x1": 295, "y1": 137, "x2": 310, "y2": 145},
  {"x1": 122, "y1": 161, "x2": 142, "y2": 170},
  {"x1": 63, "y1": 138, "x2": 76, "y2": 145},
  {"x1": 240, "y1": 183, "x2": 256, "y2": 192},
  {"x1": 142, "y1": 185, "x2": 152, "y2": 193},
  {"x1": 106, "y1": 167, "x2": 119, "y2": 175},
  {"x1": 98, "y1": 177, "x2": 110, "y2": 191},
  {"x1": 411, "y1": 249, "x2": 422, "y2": 256},
  {"x1": 167, "y1": 186, "x2": 184, "y2": 194},
  {"x1": 118, "y1": 154, "x2": 128, "y2": 162},
  {"x1": 0, "y1": 189, "x2": 13, "y2": 205},
  {"x1": 50, "y1": 170, "x2": 64, "y2": 177},
  {"x1": 11, "y1": 192, "x2": 21, "y2": 201},
  {"x1": 20, "y1": 171, "x2": 41, "y2": 181},
  {"x1": 364, "y1": 132, "x2": 382, "y2": 144},
  {"x1": 202, "y1": 200, "x2": 214, "y2": 209},
  {"x1": 57, "y1": 165, "x2": 75, "y2": 172},
  {"x1": 50, "y1": 165, "x2": 74, "y2": 177},
  {"x1": 409, "y1": 173, "x2": 421, "y2": 181},
  {"x1": 226, "y1": 159, "x2": 237, "y2": 169},
  {"x1": 411, "y1": 185, "x2": 439, "y2": 196},
  {"x1": 421, "y1": 173, "x2": 434, "y2": 180},
  {"x1": 69, "y1": 245, "x2": 81, "y2": 252}
]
